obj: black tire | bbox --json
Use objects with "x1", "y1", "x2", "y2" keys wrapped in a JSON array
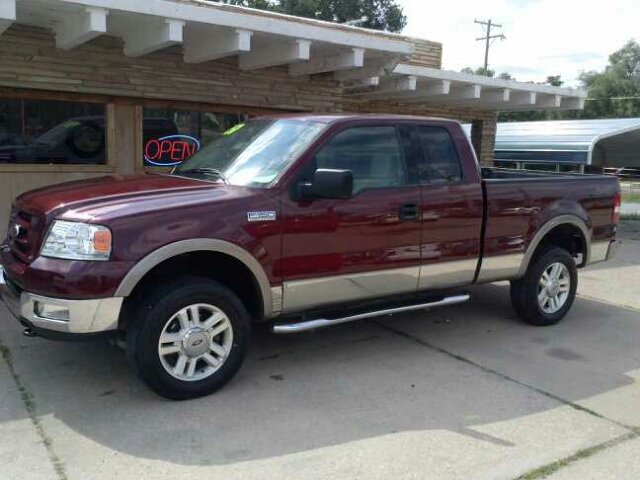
[
  {"x1": 126, "y1": 276, "x2": 251, "y2": 400},
  {"x1": 510, "y1": 247, "x2": 578, "y2": 326}
]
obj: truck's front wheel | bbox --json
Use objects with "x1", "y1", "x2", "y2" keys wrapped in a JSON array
[
  {"x1": 126, "y1": 277, "x2": 250, "y2": 400},
  {"x1": 510, "y1": 247, "x2": 578, "y2": 326}
]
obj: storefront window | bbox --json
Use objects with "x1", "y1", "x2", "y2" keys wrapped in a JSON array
[
  {"x1": 142, "y1": 107, "x2": 248, "y2": 167},
  {"x1": 0, "y1": 97, "x2": 106, "y2": 164}
]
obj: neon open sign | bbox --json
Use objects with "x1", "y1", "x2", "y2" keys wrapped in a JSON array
[{"x1": 144, "y1": 135, "x2": 201, "y2": 167}]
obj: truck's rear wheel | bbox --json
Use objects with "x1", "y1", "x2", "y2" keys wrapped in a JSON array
[
  {"x1": 126, "y1": 277, "x2": 250, "y2": 400},
  {"x1": 510, "y1": 247, "x2": 577, "y2": 326}
]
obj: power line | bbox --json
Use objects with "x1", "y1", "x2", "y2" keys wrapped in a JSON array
[
  {"x1": 475, "y1": 19, "x2": 505, "y2": 75},
  {"x1": 585, "y1": 96, "x2": 640, "y2": 101}
]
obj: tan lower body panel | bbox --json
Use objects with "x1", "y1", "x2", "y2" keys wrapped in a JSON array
[
  {"x1": 282, "y1": 257, "x2": 487, "y2": 313},
  {"x1": 282, "y1": 266, "x2": 421, "y2": 312},
  {"x1": 476, "y1": 253, "x2": 525, "y2": 284},
  {"x1": 418, "y1": 258, "x2": 478, "y2": 290}
]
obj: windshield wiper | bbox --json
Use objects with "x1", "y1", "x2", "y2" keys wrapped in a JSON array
[{"x1": 177, "y1": 167, "x2": 230, "y2": 184}]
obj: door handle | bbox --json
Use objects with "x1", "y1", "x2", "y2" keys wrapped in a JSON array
[{"x1": 399, "y1": 203, "x2": 420, "y2": 221}]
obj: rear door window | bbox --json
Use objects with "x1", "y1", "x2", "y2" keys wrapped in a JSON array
[{"x1": 417, "y1": 126, "x2": 463, "y2": 184}]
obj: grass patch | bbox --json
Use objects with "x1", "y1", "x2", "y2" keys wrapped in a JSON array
[
  {"x1": 515, "y1": 432, "x2": 639, "y2": 480},
  {"x1": 622, "y1": 191, "x2": 640, "y2": 204}
]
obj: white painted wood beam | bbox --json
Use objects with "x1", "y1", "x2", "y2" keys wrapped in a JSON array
[
  {"x1": 356, "y1": 79, "x2": 450, "y2": 101},
  {"x1": 56, "y1": 7, "x2": 108, "y2": 50},
  {"x1": 239, "y1": 39, "x2": 311, "y2": 71},
  {"x1": 289, "y1": 47, "x2": 364, "y2": 76},
  {"x1": 444, "y1": 87, "x2": 510, "y2": 105},
  {"x1": 447, "y1": 84, "x2": 482, "y2": 101},
  {"x1": 343, "y1": 78, "x2": 380, "y2": 95},
  {"x1": 0, "y1": 0, "x2": 15, "y2": 36},
  {"x1": 184, "y1": 28, "x2": 251, "y2": 64},
  {"x1": 355, "y1": 75, "x2": 417, "y2": 98},
  {"x1": 418, "y1": 80, "x2": 452, "y2": 97},
  {"x1": 509, "y1": 91, "x2": 537, "y2": 107},
  {"x1": 354, "y1": 77, "x2": 380, "y2": 87},
  {"x1": 334, "y1": 57, "x2": 399, "y2": 81},
  {"x1": 343, "y1": 77, "x2": 380, "y2": 93},
  {"x1": 386, "y1": 75, "x2": 417, "y2": 92},
  {"x1": 536, "y1": 94, "x2": 562, "y2": 108},
  {"x1": 123, "y1": 18, "x2": 184, "y2": 57},
  {"x1": 62, "y1": 0, "x2": 412, "y2": 54},
  {"x1": 398, "y1": 83, "x2": 479, "y2": 104},
  {"x1": 482, "y1": 88, "x2": 510, "y2": 103}
]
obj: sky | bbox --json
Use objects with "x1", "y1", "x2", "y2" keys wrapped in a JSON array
[{"x1": 398, "y1": 0, "x2": 640, "y2": 87}]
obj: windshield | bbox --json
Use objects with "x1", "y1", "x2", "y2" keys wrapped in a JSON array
[{"x1": 173, "y1": 118, "x2": 327, "y2": 187}]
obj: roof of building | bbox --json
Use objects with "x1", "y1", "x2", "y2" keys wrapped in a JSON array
[
  {"x1": 1, "y1": 0, "x2": 585, "y2": 111},
  {"x1": 262, "y1": 112, "x2": 464, "y2": 124},
  {"x1": 463, "y1": 118, "x2": 640, "y2": 166}
]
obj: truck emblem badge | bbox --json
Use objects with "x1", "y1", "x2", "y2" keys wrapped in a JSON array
[{"x1": 247, "y1": 211, "x2": 277, "y2": 222}]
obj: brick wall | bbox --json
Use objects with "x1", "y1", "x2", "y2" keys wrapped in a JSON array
[
  {"x1": 0, "y1": 24, "x2": 344, "y2": 112},
  {"x1": 403, "y1": 38, "x2": 443, "y2": 69},
  {"x1": 0, "y1": 23, "x2": 497, "y2": 164}
]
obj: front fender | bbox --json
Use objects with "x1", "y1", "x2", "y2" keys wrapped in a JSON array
[{"x1": 114, "y1": 238, "x2": 278, "y2": 317}]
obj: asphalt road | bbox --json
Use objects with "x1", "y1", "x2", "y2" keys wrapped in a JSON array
[{"x1": 1, "y1": 221, "x2": 639, "y2": 480}]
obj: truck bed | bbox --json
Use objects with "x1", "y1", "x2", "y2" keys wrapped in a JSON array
[
  {"x1": 478, "y1": 167, "x2": 619, "y2": 283},
  {"x1": 481, "y1": 167, "x2": 588, "y2": 181}
]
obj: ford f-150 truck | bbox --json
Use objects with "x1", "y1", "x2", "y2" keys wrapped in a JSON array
[{"x1": 0, "y1": 114, "x2": 621, "y2": 400}]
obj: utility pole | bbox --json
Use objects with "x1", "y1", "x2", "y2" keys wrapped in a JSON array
[{"x1": 475, "y1": 19, "x2": 505, "y2": 75}]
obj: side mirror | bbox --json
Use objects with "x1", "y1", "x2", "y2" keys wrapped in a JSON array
[{"x1": 299, "y1": 168, "x2": 353, "y2": 200}]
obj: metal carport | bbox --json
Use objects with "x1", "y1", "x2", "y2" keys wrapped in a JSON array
[{"x1": 464, "y1": 118, "x2": 640, "y2": 170}]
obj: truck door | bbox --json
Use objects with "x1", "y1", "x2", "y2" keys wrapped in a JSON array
[
  {"x1": 413, "y1": 123, "x2": 484, "y2": 290},
  {"x1": 279, "y1": 122, "x2": 423, "y2": 312}
]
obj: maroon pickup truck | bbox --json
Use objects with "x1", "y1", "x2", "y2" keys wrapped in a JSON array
[{"x1": 0, "y1": 114, "x2": 621, "y2": 399}]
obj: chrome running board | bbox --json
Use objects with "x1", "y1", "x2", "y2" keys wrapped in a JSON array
[{"x1": 272, "y1": 294, "x2": 470, "y2": 334}]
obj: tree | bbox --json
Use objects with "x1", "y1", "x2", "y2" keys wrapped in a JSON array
[
  {"x1": 579, "y1": 40, "x2": 640, "y2": 118},
  {"x1": 219, "y1": 0, "x2": 276, "y2": 9},
  {"x1": 219, "y1": 0, "x2": 407, "y2": 32},
  {"x1": 545, "y1": 75, "x2": 563, "y2": 87},
  {"x1": 462, "y1": 66, "x2": 495, "y2": 77}
]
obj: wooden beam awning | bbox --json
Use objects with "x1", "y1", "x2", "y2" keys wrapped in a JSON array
[
  {"x1": 0, "y1": 0, "x2": 586, "y2": 112},
  {"x1": 346, "y1": 64, "x2": 586, "y2": 111}
]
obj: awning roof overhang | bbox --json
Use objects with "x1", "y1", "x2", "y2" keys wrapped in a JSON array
[
  {"x1": 0, "y1": 0, "x2": 586, "y2": 112},
  {"x1": 1, "y1": 0, "x2": 410, "y2": 72},
  {"x1": 347, "y1": 64, "x2": 587, "y2": 111}
]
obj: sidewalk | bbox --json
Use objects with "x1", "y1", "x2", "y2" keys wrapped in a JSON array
[{"x1": 621, "y1": 202, "x2": 640, "y2": 216}]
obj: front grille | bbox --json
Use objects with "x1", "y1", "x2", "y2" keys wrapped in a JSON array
[{"x1": 7, "y1": 207, "x2": 42, "y2": 263}]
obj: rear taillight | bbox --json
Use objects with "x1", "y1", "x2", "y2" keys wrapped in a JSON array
[{"x1": 613, "y1": 191, "x2": 621, "y2": 225}]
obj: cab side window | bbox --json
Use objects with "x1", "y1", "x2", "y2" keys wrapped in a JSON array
[
  {"x1": 417, "y1": 126, "x2": 463, "y2": 183},
  {"x1": 315, "y1": 126, "x2": 406, "y2": 194}
]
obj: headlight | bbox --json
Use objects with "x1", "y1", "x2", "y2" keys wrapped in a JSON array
[{"x1": 41, "y1": 220, "x2": 112, "y2": 261}]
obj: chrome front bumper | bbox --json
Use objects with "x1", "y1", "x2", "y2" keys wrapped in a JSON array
[{"x1": 1, "y1": 267, "x2": 123, "y2": 334}]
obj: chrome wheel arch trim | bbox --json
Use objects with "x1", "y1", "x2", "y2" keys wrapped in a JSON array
[
  {"x1": 114, "y1": 239, "x2": 278, "y2": 318},
  {"x1": 517, "y1": 214, "x2": 591, "y2": 278}
]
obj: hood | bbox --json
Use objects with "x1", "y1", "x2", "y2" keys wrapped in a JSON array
[{"x1": 15, "y1": 174, "x2": 240, "y2": 223}]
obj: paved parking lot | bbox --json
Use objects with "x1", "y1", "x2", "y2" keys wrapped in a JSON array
[{"x1": 2, "y1": 221, "x2": 639, "y2": 480}]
